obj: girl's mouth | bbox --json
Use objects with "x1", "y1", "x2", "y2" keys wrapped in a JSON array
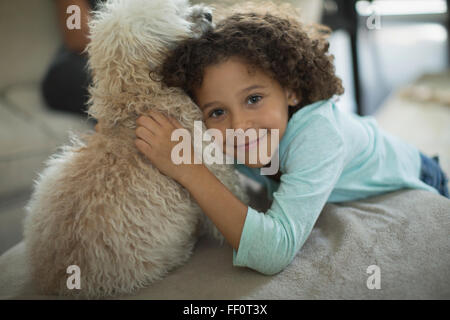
[{"x1": 236, "y1": 132, "x2": 268, "y2": 150}]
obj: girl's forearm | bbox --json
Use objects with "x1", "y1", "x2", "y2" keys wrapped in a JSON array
[{"x1": 178, "y1": 165, "x2": 248, "y2": 251}]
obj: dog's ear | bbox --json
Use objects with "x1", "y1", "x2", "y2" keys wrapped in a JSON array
[{"x1": 187, "y1": 4, "x2": 215, "y2": 38}]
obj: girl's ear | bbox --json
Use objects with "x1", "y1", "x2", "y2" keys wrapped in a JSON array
[{"x1": 285, "y1": 89, "x2": 300, "y2": 106}]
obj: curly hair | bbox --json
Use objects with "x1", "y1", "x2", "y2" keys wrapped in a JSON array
[{"x1": 160, "y1": 10, "x2": 344, "y2": 119}]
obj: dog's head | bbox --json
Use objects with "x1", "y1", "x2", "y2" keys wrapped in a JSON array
[{"x1": 86, "y1": 0, "x2": 213, "y2": 126}]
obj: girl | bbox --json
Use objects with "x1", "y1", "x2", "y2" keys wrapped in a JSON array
[{"x1": 133, "y1": 12, "x2": 449, "y2": 275}]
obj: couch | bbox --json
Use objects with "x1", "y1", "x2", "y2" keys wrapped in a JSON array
[{"x1": 1, "y1": 188, "x2": 449, "y2": 299}]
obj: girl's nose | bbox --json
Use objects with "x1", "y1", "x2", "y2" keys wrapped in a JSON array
[
  {"x1": 229, "y1": 116, "x2": 256, "y2": 145},
  {"x1": 231, "y1": 113, "x2": 254, "y2": 132}
]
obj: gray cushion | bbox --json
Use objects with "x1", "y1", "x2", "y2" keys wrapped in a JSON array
[
  {"x1": 1, "y1": 189, "x2": 448, "y2": 299},
  {"x1": 0, "y1": 85, "x2": 92, "y2": 197}
]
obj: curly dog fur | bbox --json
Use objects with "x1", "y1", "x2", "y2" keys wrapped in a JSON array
[{"x1": 23, "y1": 0, "x2": 247, "y2": 299}]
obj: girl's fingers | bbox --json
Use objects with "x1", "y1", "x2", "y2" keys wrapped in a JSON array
[
  {"x1": 137, "y1": 114, "x2": 160, "y2": 130},
  {"x1": 168, "y1": 116, "x2": 183, "y2": 129},
  {"x1": 135, "y1": 126, "x2": 156, "y2": 144},
  {"x1": 148, "y1": 110, "x2": 170, "y2": 127},
  {"x1": 137, "y1": 112, "x2": 181, "y2": 131},
  {"x1": 135, "y1": 138, "x2": 153, "y2": 158}
]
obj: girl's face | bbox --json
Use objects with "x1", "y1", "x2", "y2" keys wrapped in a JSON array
[{"x1": 193, "y1": 56, "x2": 299, "y2": 168}]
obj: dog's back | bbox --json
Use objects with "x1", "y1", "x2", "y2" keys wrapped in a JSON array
[{"x1": 23, "y1": 128, "x2": 203, "y2": 297}]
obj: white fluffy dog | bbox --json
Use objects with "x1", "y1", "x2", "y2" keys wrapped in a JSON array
[{"x1": 23, "y1": 0, "x2": 247, "y2": 299}]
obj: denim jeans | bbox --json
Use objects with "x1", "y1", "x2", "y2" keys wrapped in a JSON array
[{"x1": 419, "y1": 152, "x2": 449, "y2": 198}]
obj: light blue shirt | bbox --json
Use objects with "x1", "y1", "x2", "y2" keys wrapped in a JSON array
[{"x1": 233, "y1": 99, "x2": 437, "y2": 275}]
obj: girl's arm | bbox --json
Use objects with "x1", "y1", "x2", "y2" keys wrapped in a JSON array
[{"x1": 134, "y1": 111, "x2": 247, "y2": 251}]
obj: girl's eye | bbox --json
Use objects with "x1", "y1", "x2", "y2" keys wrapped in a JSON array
[
  {"x1": 209, "y1": 109, "x2": 225, "y2": 118},
  {"x1": 247, "y1": 95, "x2": 262, "y2": 105}
]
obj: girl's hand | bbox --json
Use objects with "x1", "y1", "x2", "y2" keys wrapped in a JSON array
[{"x1": 135, "y1": 111, "x2": 197, "y2": 183}]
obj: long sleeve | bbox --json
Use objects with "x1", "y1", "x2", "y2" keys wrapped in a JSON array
[{"x1": 233, "y1": 115, "x2": 346, "y2": 275}]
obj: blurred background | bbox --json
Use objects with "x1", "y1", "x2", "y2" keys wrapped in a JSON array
[{"x1": 0, "y1": 0, "x2": 449, "y2": 255}]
